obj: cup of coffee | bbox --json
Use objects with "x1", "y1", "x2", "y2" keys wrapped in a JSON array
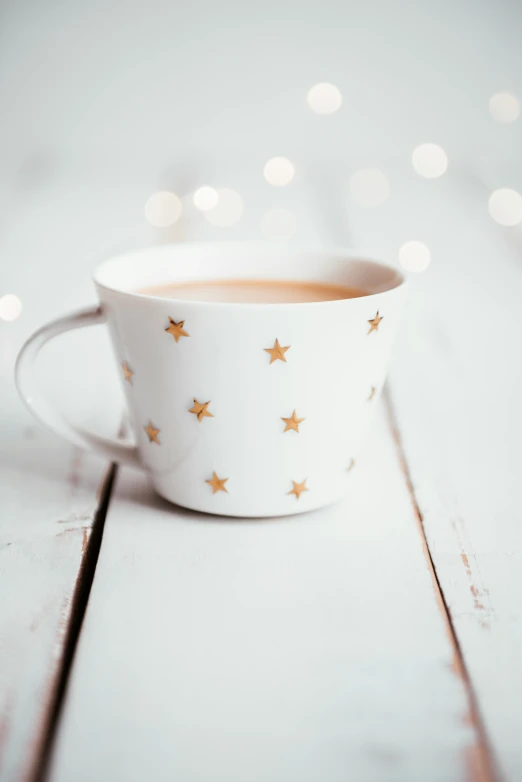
[{"x1": 16, "y1": 242, "x2": 407, "y2": 517}]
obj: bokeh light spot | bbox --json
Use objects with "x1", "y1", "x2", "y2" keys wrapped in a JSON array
[
  {"x1": 489, "y1": 92, "x2": 520, "y2": 123},
  {"x1": 399, "y1": 241, "x2": 431, "y2": 273},
  {"x1": 144, "y1": 191, "x2": 182, "y2": 227},
  {"x1": 263, "y1": 157, "x2": 295, "y2": 187},
  {"x1": 307, "y1": 83, "x2": 342, "y2": 115},
  {"x1": 193, "y1": 186, "x2": 219, "y2": 211},
  {"x1": 488, "y1": 189, "x2": 522, "y2": 226},
  {"x1": 203, "y1": 188, "x2": 244, "y2": 227},
  {"x1": 350, "y1": 169, "x2": 390, "y2": 206},
  {"x1": 260, "y1": 208, "x2": 297, "y2": 241},
  {"x1": 412, "y1": 144, "x2": 448, "y2": 178},
  {"x1": 0, "y1": 294, "x2": 22, "y2": 321}
]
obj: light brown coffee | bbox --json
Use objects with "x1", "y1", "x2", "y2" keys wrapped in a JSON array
[{"x1": 137, "y1": 279, "x2": 369, "y2": 304}]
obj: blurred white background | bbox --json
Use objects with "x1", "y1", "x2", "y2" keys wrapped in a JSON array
[
  {"x1": 1, "y1": 0, "x2": 521, "y2": 437},
  {"x1": 3, "y1": 0, "x2": 522, "y2": 172}
]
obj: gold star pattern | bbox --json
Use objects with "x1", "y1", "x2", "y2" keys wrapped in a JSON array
[
  {"x1": 189, "y1": 399, "x2": 214, "y2": 422},
  {"x1": 206, "y1": 472, "x2": 228, "y2": 494},
  {"x1": 264, "y1": 338, "x2": 290, "y2": 364},
  {"x1": 281, "y1": 410, "x2": 305, "y2": 433},
  {"x1": 165, "y1": 317, "x2": 189, "y2": 343},
  {"x1": 367, "y1": 311, "x2": 383, "y2": 334},
  {"x1": 347, "y1": 458, "x2": 356, "y2": 472},
  {"x1": 144, "y1": 420, "x2": 160, "y2": 444},
  {"x1": 288, "y1": 479, "x2": 308, "y2": 499},
  {"x1": 122, "y1": 361, "x2": 134, "y2": 385},
  {"x1": 368, "y1": 386, "x2": 376, "y2": 401}
]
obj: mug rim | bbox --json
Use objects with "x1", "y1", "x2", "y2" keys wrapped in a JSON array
[{"x1": 93, "y1": 241, "x2": 407, "y2": 307}]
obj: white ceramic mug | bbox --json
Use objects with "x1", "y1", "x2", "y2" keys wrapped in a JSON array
[{"x1": 16, "y1": 242, "x2": 407, "y2": 517}]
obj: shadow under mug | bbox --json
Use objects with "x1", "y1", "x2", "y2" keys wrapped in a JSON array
[{"x1": 16, "y1": 242, "x2": 407, "y2": 517}]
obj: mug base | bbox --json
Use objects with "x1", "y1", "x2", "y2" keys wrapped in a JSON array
[{"x1": 152, "y1": 481, "x2": 348, "y2": 519}]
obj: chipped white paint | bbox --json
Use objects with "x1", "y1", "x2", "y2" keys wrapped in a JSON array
[
  {"x1": 339, "y1": 168, "x2": 522, "y2": 780},
  {"x1": 0, "y1": 396, "x2": 108, "y2": 781},
  {"x1": 387, "y1": 180, "x2": 522, "y2": 781},
  {"x1": 0, "y1": 174, "x2": 117, "y2": 781}
]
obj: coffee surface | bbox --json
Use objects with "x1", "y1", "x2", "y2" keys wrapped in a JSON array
[{"x1": 137, "y1": 279, "x2": 369, "y2": 303}]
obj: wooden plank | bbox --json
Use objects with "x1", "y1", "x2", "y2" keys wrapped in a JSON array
[
  {"x1": 0, "y1": 388, "x2": 112, "y2": 782},
  {"x1": 0, "y1": 176, "x2": 121, "y2": 781},
  {"x1": 386, "y1": 178, "x2": 522, "y2": 781},
  {"x1": 49, "y1": 405, "x2": 481, "y2": 782},
  {"x1": 338, "y1": 170, "x2": 522, "y2": 779}
]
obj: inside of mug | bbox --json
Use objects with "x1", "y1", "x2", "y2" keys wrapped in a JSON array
[{"x1": 94, "y1": 242, "x2": 404, "y2": 297}]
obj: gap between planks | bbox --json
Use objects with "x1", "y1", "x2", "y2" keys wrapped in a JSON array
[
  {"x1": 384, "y1": 389, "x2": 499, "y2": 782},
  {"x1": 31, "y1": 463, "x2": 118, "y2": 782}
]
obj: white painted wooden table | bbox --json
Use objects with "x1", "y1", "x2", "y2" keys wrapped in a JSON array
[
  {"x1": 1, "y1": 1, "x2": 522, "y2": 776},
  {"x1": 1, "y1": 165, "x2": 521, "y2": 782}
]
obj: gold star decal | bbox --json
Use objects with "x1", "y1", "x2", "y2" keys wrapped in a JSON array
[
  {"x1": 264, "y1": 338, "x2": 290, "y2": 364},
  {"x1": 368, "y1": 386, "x2": 376, "y2": 401},
  {"x1": 144, "y1": 420, "x2": 160, "y2": 444},
  {"x1": 165, "y1": 317, "x2": 189, "y2": 343},
  {"x1": 281, "y1": 410, "x2": 305, "y2": 433},
  {"x1": 347, "y1": 458, "x2": 356, "y2": 472},
  {"x1": 189, "y1": 399, "x2": 214, "y2": 422},
  {"x1": 368, "y1": 311, "x2": 383, "y2": 334},
  {"x1": 122, "y1": 361, "x2": 134, "y2": 385},
  {"x1": 288, "y1": 479, "x2": 308, "y2": 499},
  {"x1": 206, "y1": 472, "x2": 228, "y2": 494}
]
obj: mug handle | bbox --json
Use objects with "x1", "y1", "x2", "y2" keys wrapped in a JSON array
[{"x1": 15, "y1": 305, "x2": 141, "y2": 467}]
